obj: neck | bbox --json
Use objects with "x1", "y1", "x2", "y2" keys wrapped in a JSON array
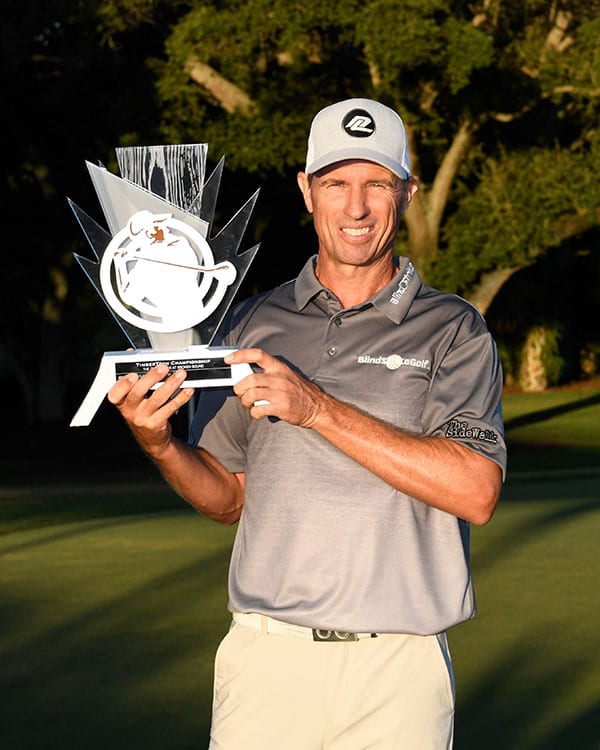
[{"x1": 315, "y1": 255, "x2": 397, "y2": 308}]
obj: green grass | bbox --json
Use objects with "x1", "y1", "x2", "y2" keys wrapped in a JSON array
[
  {"x1": 0, "y1": 479, "x2": 180, "y2": 537},
  {"x1": 503, "y1": 382, "x2": 600, "y2": 473},
  {"x1": 0, "y1": 511, "x2": 234, "y2": 749},
  {"x1": 1, "y1": 383, "x2": 599, "y2": 748},
  {"x1": 451, "y1": 475, "x2": 600, "y2": 749}
]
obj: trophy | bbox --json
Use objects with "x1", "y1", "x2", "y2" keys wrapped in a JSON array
[{"x1": 69, "y1": 144, "x2": 259, "y2": 427}]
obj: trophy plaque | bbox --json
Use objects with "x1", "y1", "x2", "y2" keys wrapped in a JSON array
[{"x1": 69, "y1": 144, "x2": 259, "y2": 427}]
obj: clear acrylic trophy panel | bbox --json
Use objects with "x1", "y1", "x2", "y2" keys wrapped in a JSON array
[{"x1": 69, "y1": 144, "x2": 260, "y2": 426}]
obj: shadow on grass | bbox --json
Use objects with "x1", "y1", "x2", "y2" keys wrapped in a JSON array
[
  {"x1": 456, "y1": 631, "x2": 598, "y2": 749},
  {"x1": 550, "y1": 704, "x2": 600, "y2": 749},
  {"x1": 456, "y1": 474, "x2": 600, "y2": 749},
  {"x1": 2, "y1": 478, "x2": 599, "y2": 749},
  {"x1": 474, "y1": 474, "x2": 599, "y2": 574},
  {"x1": 474, "y1": 495, "x2": 599, "y2": 580},
  {"x1": 0, "y1": 515, "x2": 144, "y2": 557},
  {"x1": 503, "y1": 389, "x2": 600, "y2": 473},
  {"x1": 503, "y1": 442, "x2": 600, "y2": 474},
  {"x1": 0, "y1": 519, "x2": 231, "y2": 749},
  {"x1": 504, "y1": 393, "x2": 600, "y2": 431}
]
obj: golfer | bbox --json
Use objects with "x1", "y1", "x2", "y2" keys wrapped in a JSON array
[{"x1": 109, "y1": 98, "x2": 506, "y2": 749}]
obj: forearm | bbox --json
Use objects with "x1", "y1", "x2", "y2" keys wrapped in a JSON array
[
  {"x1": 106, "y1": 366, "x2": 244, "y2": 525},
  {"x1": 227, "y1": 347, "x2": 502, "y2": 523},
  {"x1": 311, "y1": 391, "x2": 502, "y2": 525},
  {"x1": 148, "y1": 437, "x2": 244, "y2": 525}
]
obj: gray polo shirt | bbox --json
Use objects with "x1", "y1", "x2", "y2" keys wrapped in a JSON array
[{"x1": 191, "y1": 256, "x2": 506, "y2": 635}]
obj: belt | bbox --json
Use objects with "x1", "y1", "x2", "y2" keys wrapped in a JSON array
[{"x1": 233, "y1": 612, "x2": 378, "y2": 642}]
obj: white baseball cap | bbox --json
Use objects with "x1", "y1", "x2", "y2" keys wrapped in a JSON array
[{"x1": 305, "y1": 98, "x2": 411, "y2": 179}]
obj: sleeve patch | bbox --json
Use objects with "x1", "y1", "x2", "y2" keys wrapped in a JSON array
[{"x1": 445, "y1": 419, "x2": 498, "y2": 444}]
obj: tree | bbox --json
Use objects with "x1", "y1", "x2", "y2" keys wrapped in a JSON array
[
  {"x1": 152, "y1": 0, "x2": 599, "y2": 313},
  {"x1": 5, "y1": 1, "x2": 599, "y2": 428},
  {"x1": 1, "y1": 0, "x2": 175, "y2": 426}
]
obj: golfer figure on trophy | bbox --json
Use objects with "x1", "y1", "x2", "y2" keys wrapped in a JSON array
[{"x1": 69, "y1": 143, "x2": 260, "y2": 427}]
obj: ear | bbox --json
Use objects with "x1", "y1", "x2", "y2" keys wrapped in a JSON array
[
  {"x1": 398, "y1": 176, "x2": 419, "y2": 215},
  {"x1": 296, "y1": 172, "x2": 313, "y2": 213},
  {"x1": 405, "y1": 176, "x2": 419, "y2": 204}
]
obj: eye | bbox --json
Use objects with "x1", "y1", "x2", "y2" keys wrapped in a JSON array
[{"x1": 369, "y1": 181, "x2": 403, "y2": 197}]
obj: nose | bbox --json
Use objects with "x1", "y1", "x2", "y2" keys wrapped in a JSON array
[{"x1": 344, "y1": 185, "x2": 369, "y2": 219}]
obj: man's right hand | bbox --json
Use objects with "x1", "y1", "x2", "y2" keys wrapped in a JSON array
[{"x1": 107, "y1": 365, "x2": 195, "y2": 460}]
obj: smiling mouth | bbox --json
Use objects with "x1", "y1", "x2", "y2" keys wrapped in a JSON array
[{"x1": 342, "y1": 227, "x2": 371, "y2": 236}]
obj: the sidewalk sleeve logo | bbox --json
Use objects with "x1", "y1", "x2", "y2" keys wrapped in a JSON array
[{"x1": 445, "y1": 419, "x2": 498, "y2": 444}]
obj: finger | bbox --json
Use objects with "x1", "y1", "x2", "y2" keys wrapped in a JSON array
[
  {"x1": 225, "y1": 348, "x2": 278, "y2": 371},
  {"x1": 127, "y1": 364, "x2": 179, "y2": 404},
  {"x1": 108, "y1": 365, "x2": 179, "y2": 410},
  {"x1": 138, "y1": 364, "x2": 172, "y2": 390},
  {"x1": 232, "y1": 372, "x2": 259, "y2": 398},
  {"x1": 248, "y1": 400, "x2": 276, "y2": 420},
  {"x1": 150, "y1": 385, "x2": 195, "y2": 420},
  {"x1": 108, "y1": 373, "x2": 139, "y2": 406},
  {"x1": 129, "y1": 375, "x2": 194, "y2": 429},
  {"x1": 235, "y1": 382, "x2": 270, "y2": 409},
  {"x1": 148, "y1": 368, "x2": 190, "y2": 407}
]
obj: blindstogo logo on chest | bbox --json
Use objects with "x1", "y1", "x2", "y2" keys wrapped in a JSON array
[{"x1": 357, "y1": 354, "x2": 430, "y2": 371}]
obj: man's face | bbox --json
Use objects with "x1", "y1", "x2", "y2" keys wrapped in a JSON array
[{"x1": 297, "y1": 160, "x2": 415, "y2": 272}]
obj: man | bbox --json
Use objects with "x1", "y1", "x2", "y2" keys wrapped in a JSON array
[{"x1": 109, "y1": 98, "x2": 506, "y2": 749}]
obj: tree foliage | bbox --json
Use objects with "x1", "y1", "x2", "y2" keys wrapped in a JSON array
[
  {"x1": 153, "y1": 0, "x2": 600, "y2": 312},
  {"x1": 2, "y1": 0, "x2": 170, "y2": 425},
  {"x1": 437, "y1": 130, "x2": 600, "y2": 299},
  {"x1": 4, "y1": 0, "x2": 599, "y2": 427}
]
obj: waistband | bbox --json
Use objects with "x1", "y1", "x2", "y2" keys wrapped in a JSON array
[{"x1": 232, "y1": 612, "x2": 378, "y2": 642}]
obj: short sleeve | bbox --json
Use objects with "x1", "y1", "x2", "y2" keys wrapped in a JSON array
[{"x1": 422, "y1": 331, "x2": 507, "y2": 477}]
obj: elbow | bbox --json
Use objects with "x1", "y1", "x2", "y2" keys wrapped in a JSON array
[
  {"x1": 469, "y1": 503, "x2": 496, "y2": 527},
  {"x1": 468, "y1": 476, "x2": 502, "y2": 526},
  {"x1": 207, "y1": 504, "x2": 243, "y2": 526},
  {"x1": 221, "y1": 508, "x2": 242, "y2": 526},
  {"x1": 461, "y1": 456, "x2": 503, "y2": 526}
]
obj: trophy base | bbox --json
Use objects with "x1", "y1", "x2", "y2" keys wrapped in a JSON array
[{"x1": 70, "y1": 345, "x2": 252, "y2": 427}]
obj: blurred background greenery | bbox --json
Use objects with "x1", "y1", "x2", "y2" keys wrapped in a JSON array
[
  {"x1": 1, "y1": 381, "x2": 599, "y2": 748},
  {"x1": 1, "y1": 7, "x2": 599, "y2": 743},
  {"x1": 2, "y1": 0, "x2": 599, "y2": 457}
]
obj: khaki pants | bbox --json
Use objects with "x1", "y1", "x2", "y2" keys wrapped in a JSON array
[{"x1": 209, "y1": 615, "x2": 455, "y2": 749}]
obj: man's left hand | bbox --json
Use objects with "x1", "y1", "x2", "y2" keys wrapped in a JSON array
[{"x1": 225, "y1": 348, "x2": 323, "y2": 427}]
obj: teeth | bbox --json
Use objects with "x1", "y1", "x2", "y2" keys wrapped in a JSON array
[{"x1": 342, "y1": 227, "x2": 370, "y2": 236}]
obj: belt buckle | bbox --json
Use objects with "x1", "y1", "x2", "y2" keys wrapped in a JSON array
[{"x1": 312, "y1": 629, "x2": 358, "y2": 642}]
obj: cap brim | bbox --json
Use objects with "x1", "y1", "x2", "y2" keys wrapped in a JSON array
[{"x1": 306, "y1": 148, "x2": 410, "y2": 180}]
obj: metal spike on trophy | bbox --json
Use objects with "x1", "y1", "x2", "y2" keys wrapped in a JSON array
[{"x1": 69, "y1": 144, "x2": 260, "y2": 427}]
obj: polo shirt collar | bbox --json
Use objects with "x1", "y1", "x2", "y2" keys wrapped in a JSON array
[
  {"x1": 294, "y1": 255, "x2": 422, "y2": 324},
  {"x1": 294, "y1": 255, "x2": 323, "y2": 310},
  {"x1": 372, "y1": 256, "x2": 422, "y2": 324}
]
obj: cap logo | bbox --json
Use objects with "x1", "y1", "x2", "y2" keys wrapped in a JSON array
[{"x1": 342, "y1": 109, "x2": 375, "y2": 138}]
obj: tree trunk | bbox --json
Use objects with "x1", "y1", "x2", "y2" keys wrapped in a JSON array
[
  {"x1": 404, "y1": 195, "x2": 437, "y2": 276},
  {"x1": 519, "y1": 327, "x2": 550, "y2": 392},
  {"x1": 465, "y1": 266, "x2": 521, "y2": 315},
  {"x1": 404, "y1": 120, "x2": 474, "y2": 277},
  {"x1": 185, "y1": 58, "x2": 255, "y2": 114}
]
